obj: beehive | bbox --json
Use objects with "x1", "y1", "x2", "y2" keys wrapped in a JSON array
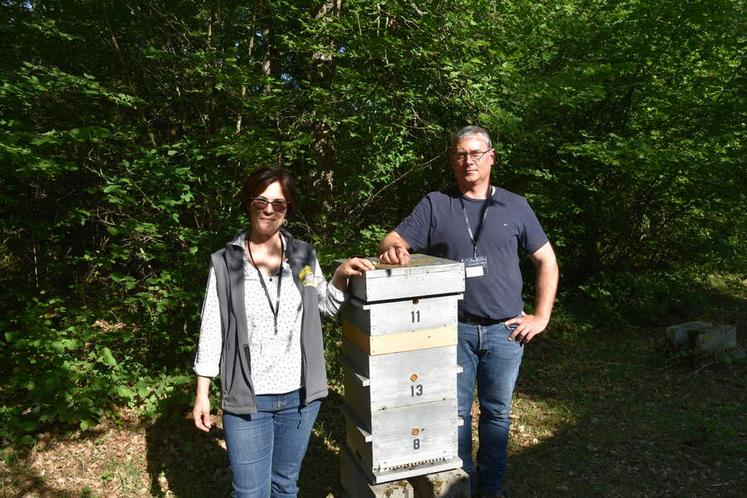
[{"x1": 339, "y1": 254, "x2": 465, "y2": 484}]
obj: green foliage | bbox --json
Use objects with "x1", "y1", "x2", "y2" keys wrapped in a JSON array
[
  {"x1": 0, "y1": 295, "x2": 192, "y2": 445},
  {"x1": 0, "y1": 0, "x2": 744, "y2": 446}
]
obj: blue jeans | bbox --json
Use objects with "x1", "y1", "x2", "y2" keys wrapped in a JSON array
[
  {"x1": 457, "y1": 321, "x2": 523, "y2": 496},
  {"x1": 222, "y1": 390, "x2": 320, "y2": 498}
]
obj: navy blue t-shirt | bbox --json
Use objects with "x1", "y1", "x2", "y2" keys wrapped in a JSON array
[{"x1": 395, "y1": 185, "x2": 548, "y2": 320}]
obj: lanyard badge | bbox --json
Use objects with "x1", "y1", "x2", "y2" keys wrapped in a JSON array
[
  {"x1": 463, "y1": 256, "x2": 488, "y2": 278},
  {"x1": 460, "y1": 187, "x2": 491, "y2": 279}
]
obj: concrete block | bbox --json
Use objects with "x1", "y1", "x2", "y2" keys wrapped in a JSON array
[
  {"x1": 666, "y1": 321, "x2": 712, "y2": 348},
  {"x1": 408, "y1": 468, "x2": 470, "y2": 498},
  {"x1": 341, "y1": 446, "x2": 414, "y2": 498},
  {"x1": 694, "y1": 324, "x2": 737, "y2": 352},
  {"x1": 666, "y1": 321, "x2": 738, "y2": 352}
]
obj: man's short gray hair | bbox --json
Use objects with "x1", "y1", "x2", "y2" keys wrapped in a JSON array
[{"x1": 453, "y1": 126, "x2": 493, "y2": 149}]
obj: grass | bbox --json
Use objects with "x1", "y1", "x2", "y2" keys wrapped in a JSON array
[
  {"x1": 100, "y1": 457, "x2": 144, "y2": 495},
  {"x1": 2, "y1": 308, "x2": 745, "y2": 496},
  {"x1": 2, "y1": 327, "x2": 743, "y2": 497},
  {"x1": 506, "y1": 325, "x2": 746, "y2": 497}
]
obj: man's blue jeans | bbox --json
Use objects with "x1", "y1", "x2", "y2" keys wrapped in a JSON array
[
  {"x1": 222, "y1": 389, "x2": 320, "y2": 498},
  {"x1": 457, "y1": 321, "x2": 524, "y2": 496}
]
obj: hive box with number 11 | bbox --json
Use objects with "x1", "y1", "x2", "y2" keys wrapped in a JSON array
[{"x1": 338, "y1": 254, "x2": 465, "y2": 484}]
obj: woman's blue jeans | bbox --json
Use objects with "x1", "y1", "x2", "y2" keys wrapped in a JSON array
[
  {"x1": 222, "y1": 389, "x2": 320, "y2": 498},
  {"x1": 457, "y1": 321, "x2": 524, "y2": 496}
]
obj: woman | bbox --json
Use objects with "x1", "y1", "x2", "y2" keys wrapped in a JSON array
[{"x1": 192, "y1": 167, "x2": 373, "y2": 497}]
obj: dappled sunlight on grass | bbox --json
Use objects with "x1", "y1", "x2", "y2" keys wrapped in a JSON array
[
  {"x1": 510, "y1": 396, "x2": 576, "y2": 449},
  {"x1": 2, "y1": 316, "x2": 744, "y2": 497},
  {"x1": 1, "y1": 421, "x2": 151, "y2": 497},
  {"x1": 503, "y1": 324, "x2": 746, "y2": 497}
]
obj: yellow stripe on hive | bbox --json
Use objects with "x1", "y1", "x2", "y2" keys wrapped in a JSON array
[{"x1": 341, "y1": 320, "x2": 457, "y2": 355}]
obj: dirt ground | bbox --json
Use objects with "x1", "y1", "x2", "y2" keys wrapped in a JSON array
[{"x1": 3, "y1": 329, "x2": 745, "y2": 497}]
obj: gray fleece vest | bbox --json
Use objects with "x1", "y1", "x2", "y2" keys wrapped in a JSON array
[{"x1": 210, "y1": 229, "x2": 328, "y2": 414}]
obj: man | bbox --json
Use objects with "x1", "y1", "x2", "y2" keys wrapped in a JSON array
[{"x1": 377, "y1": 126, "x2": 559, "y2": 497}]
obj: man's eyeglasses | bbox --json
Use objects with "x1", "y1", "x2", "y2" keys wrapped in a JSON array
[
  {"x1": 250, "y1": 197, "x2": 288, "y2": 213},
  {"x1": 453, "y1": 149, "x2": 493, "y2": 163}
]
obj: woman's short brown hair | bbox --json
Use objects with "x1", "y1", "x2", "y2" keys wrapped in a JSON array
[{"x1": 240, "y1": 167, "x2": 298, "y2": 218}]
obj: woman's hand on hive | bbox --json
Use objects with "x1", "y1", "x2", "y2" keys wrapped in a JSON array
[
  {"x1": 338, "y1": 257, "x2": 376, "y2": 278},
  {"x1": 332, "y1": 257, "x2": 375, "y2": 291}
]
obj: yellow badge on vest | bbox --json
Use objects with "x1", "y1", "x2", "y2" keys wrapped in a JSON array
[{"x1": 299, "y1": 265, "x2": 316, "y2": 287}]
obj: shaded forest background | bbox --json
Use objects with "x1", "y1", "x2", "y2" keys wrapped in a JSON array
[{"x1": 1, "y1": 0, "x2": 745, "y2": 446}]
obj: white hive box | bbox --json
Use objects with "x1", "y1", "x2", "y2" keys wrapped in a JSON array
[
  {"x1": 344, "y1": 399, "x2": 462, "y2": 483},
  {"x1": 344, "y1": 254, "x2": 465, "y2": 302},
  {"x1": 341, "y1": 341, "x2": 460, "y2": 415},
  {"x1": 341, "y1": 294, "x2": 461, "y2": 355}
]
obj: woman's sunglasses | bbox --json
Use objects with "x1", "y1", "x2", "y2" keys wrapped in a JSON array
[{"x1": 250, "y1": 196, "x2": 288, "y2": 213}]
